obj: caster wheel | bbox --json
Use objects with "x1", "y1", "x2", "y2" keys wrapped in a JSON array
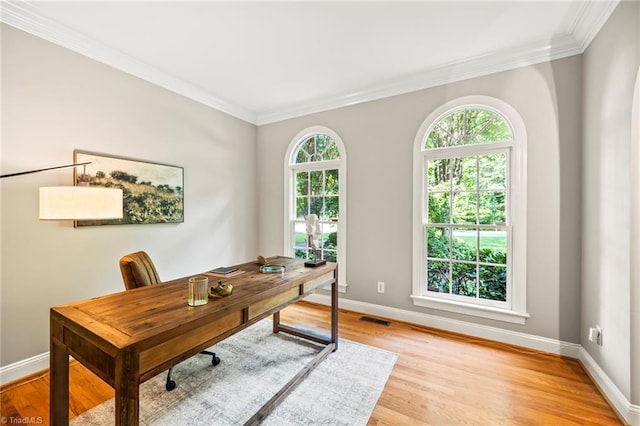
[
  {"x1": 212, "y1": 356, "x2": 221, "y2": 366},
  {"x1": 166, "y1": 380, "x2": 176, "y2": 391}
]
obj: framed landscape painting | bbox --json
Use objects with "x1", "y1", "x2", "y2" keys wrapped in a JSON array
[{"x1": 74, "y1": 150, "x2": 184, "y2": 227}]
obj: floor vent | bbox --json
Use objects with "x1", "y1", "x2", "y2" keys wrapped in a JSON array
[{"x1": 359, "y1": 316, "x2": 391, "y2": 326}]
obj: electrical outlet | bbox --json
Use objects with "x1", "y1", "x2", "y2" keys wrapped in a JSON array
[
  {"x1": 588, "y1": 326, "x2": 603, "y2": 346},
  {"x1": 596, "y1": 325, "x2": 602, "y2": 346},
  {"x1": 377, "y1": 281, "x2": 385, "y2": 293}
]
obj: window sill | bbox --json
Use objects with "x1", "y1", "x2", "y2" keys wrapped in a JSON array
[{"x1": 410, "y1": 294, "x2": 529, "y2": 324}]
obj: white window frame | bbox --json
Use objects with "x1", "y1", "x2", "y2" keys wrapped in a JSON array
[
  {"x1": 411, "y1": 96, "x2": 529, "y2": 324},
  {"x1": 284, "y1": 126, "x2": 347, "y2": 290}
]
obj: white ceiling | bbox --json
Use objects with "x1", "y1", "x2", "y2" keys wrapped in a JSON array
[{"x1": 1, "y1": 1, "x2": 619, "y2": 124}]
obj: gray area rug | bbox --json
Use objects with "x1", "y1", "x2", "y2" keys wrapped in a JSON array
[{"x1": 71, "y1": 319, "x2": 397, "y2": 425}]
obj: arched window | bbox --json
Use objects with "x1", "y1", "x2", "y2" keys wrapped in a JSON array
[
  {"x1": 285, "y1": 126, "x2": 347, "y2": 289},
  {"x1": 412, "y1": 96, "x2": 528, "y2": 324}
]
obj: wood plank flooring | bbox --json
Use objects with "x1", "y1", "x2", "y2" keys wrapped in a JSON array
[{"x1": 1, "y1": 301, "x2": 623, "y2": 425}]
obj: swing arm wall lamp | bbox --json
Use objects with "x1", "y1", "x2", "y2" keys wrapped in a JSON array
[{"x1": 1, "y1": 162, "x2": 123, "y2": 220}]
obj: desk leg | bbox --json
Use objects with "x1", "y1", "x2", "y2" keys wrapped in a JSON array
[
  {"x1": 115, "y1": 350, "x2": 140, "y2": 426},
  {"x1": 50, "y1": 338, "x2": 69, "y2": 425},
  {"x1": 331, "y1": 264, "x2": 339, "y2": 351}
]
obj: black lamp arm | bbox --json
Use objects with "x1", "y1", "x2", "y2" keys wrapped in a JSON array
[{"x1": 0, "y1": 162, "x2": 92, "y2": 179}]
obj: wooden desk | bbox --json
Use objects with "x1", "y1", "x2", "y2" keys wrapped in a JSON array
[{"x1": 50, "y1": 257, "x2": 338, "y2": 425}]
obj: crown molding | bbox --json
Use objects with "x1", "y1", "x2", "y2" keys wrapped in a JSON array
[
  {"x1": 257, "y1": 1, "x2": 619, "y2": 125},
  {"x1": 1, "y1": 0, "x2": 619, "y2": 127},
  {"x1": 256, "y1": 33, "x2": 582, "y2": 125},
  {"x1": 0, "y1": 0, "x2": 258, "y2": 124},
  {"x1": 569, "y1": 0, "x2": 620, "y2": 52}
]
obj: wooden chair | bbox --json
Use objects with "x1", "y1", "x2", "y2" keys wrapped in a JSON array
[{"x1": 118, "y1": 251, "x2": 220, "y2": 391}]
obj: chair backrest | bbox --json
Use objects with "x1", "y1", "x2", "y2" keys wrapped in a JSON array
[{"x1": 119, "y1": 251, "x2": 161, "y2": 290}]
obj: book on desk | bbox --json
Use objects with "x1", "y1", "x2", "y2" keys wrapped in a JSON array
[{"x1": 205, "y1": 267, "x2": 246, "y2": 278}]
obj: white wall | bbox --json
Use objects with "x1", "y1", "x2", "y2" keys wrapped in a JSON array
[
  {"x1": 0, "y1": 24, "x2": 257, "y2": 367},
  {"x1": 631, "y1": 64, "x2": 640, "y2": 409},
  {"x1": 582, "y1": 0, "x2": 640, "y2": 405},
  {"x1": 257, "y1": 55, "x2": 583, "y2": 342}
]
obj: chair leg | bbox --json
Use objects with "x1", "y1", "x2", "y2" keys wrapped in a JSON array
[
  {"x1": 165, "y1": 367, "x2": 176, "y2": 391},
  {"x1": 164, "y1": 351, "x2": 220, "y2": 391},
  {"x1": 201, "y1": 350, "x2": 221, "y2": 366}
]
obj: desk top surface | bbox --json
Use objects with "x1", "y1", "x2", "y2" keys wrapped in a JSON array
[{"x1": 51, "y1": 256, "x2": 336, "y2": 349}]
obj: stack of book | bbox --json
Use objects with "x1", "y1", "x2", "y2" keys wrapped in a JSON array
[{"x1": 205, "y1": 266, "x2": 245, "y2": 279}]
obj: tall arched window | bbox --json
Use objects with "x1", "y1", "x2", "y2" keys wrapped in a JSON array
[
  {"x1": 412, "y1": 96, "x2": 528, "y2": 324},
  {"x1": 285, "y1": 126, "x2": 347, "y2": 289}
]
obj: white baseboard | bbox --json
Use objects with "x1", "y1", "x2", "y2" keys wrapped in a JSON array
[
  {"x1": 305, "y1": 293, "x2": 581, "y2": 356},
  {"x1": 579, "y1": 348, "x2": 640, "y2": 426},
  {"x1": 0, "y1": 351, "x2": 49, "y2": 387},
  {"x1": 304, "y1": 293, "x2": 638, "y2": 425}
]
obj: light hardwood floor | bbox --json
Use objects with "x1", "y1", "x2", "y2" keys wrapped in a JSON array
[{"x1": 1, "y1": 301, "x2": 624, "y2": 425}]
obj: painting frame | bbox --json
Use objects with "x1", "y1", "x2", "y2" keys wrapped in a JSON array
[{"x1": 73, "y1": 150, "x2": 184, "y2": 227}]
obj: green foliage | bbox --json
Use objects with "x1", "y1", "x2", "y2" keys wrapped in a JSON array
[
  {"x1": 479, "y1": 247, "x2": 506, "y2": 264},
  {"x1": 325, "y1": 232, "x2": 337, "y2": 250},
  {"x1": 76, "y1": 171, "x2": 183, "y2": 225},
  {"x1": 426, "y1": 228, "x2": 507, "y2": 302},
  {"x1": 479, "y1": 262, "x2": 507, "y2": 301},
  {"x1": 123, "y1": 188, "x2": 183, "y2": 223},
  {"x1": 426, "y1": 109, "x2": 509, "y2": 230},
  {"x1": 293, "y1": 134, "x2": 340, "y2": 163},
  {"x1": 295, "y1": 169, "x2": 339, "y2": 220},
  {"x1": 110, "y1": 170, "x2": 138, "y2": 184},
  {"x1": 425, "y1": 108, "x2": 511, "y2": 149},
  {"x1": 428, "y1": 193, "x2": 450, "y2": 224},
  {"x1": 452, "y1": 262, "x2": 476, "y2": 296},
  {"x1": 428, "y1": 154, "x2": 506, "y2": 226}
]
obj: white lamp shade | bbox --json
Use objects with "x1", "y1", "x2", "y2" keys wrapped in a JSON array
[{"x1": 39, "y1": 186, "x2": 123, "y2": 220}]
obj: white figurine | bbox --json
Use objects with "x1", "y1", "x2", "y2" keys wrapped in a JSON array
[
  {"x1": 304, "y1": 214, "x2": 326, "y2": 266},
  {"x1": 305, "y1": 214, "x2": 322, "y2": 251}
]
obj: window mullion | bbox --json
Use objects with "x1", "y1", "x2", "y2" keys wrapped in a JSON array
[
  {"x1": 476, "y1": 155, "x2": 481, "y2": 299},
  {"x1": 322, "y1": 169, "x2": 327, "y2": 219},
  {"x1": 423, "y1": 141, "x2": 512, "y2": 159},
  {"x1": 291, "y1": 159, "x2": 341, "y2": 171},
  {"x1": 462, "y1": 109, "x2": 468, "y2": 143},
  {"x1": 448, "y1": 156, "x2": 454, "y2": 295}
]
